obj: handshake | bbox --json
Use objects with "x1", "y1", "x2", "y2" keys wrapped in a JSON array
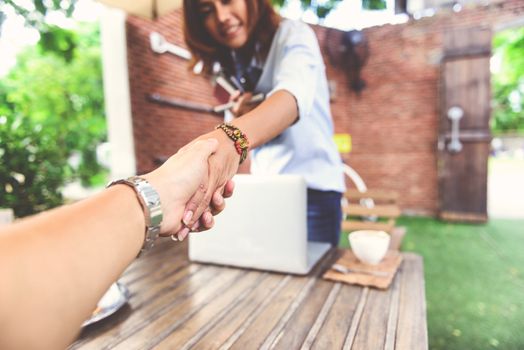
[
  {"x1": 141, "y1": 135, "x2": 240, "y2": 243},
  {"x1": 0, "y1": 134, "x2": 245, "y2": 350}
]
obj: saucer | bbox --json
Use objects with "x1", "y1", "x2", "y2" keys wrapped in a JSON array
[{"x1": 82, "y1": 282, "x2": 130, "y2": 327}]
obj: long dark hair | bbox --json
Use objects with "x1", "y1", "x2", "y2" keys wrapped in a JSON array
[{"x1": 183, "y1": 0, "x2": 281, "y2": 74}]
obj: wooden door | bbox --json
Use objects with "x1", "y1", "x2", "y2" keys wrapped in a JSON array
[{"x1": 438, "y1": 27, "x2": 492, "y2": 223}]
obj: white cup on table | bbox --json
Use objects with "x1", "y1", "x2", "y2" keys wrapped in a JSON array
[{"x1": 349, "y1": 230, "x2": 390, "y2": 265}]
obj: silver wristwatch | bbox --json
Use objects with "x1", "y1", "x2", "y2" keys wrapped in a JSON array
[{"x1": 107, "y1": 176, "x2": 163, "y2": 257}]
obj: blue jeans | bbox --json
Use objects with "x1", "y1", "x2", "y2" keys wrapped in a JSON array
[{"x1": 307, "y1": 189, "x2": 343, "y2": 247}]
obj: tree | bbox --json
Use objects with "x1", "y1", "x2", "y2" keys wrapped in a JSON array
[
  {"x1": 0, "y1": 92, "x2": 67, "y2": 217},
  {"x1": 492, "y1": 27, "x2": 524, "y2": 133},
  {"x1": 0, "y1": 0, "x2": 80, "y2": 60},
  {"x1": 0, "y1": 0, "x2": 78, "y2": 29},
  {"x1": 0, "y1": 23, "x2": 106, "y2": 217}
]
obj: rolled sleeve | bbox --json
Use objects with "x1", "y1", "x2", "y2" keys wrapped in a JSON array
[{"x1": 267, "y1": 23, "x2": 323, "y2": 120}]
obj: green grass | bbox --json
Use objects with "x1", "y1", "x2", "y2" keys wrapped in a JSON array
[{"x1": 340, "y1": 217, "x2": 524, "y2": 350}]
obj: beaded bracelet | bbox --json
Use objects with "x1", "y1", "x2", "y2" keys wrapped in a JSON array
[{"x1": 216, "y1": 123, "x2": 250, "y2": 164}]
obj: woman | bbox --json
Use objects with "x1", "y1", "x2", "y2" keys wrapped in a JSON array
[
  {"x1": 0, "y1": 139, "x2": 233, "y2": 349},
  {"x1": 180, "y1": 0, "x2": 346, "y2": 246}
]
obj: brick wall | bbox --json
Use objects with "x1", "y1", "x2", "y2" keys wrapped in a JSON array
[{"x1": 125, "y1": 0, "x2": 524, "y2": 215}]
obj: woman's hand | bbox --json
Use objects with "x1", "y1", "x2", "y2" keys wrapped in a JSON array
[
  {"x1": 174, "y1": 129, "x2": 241, "y2": 239},
  {"x1": 183, "y1": 179, "x2": 235, "y2": 237},
  {"x1": 142, "y1": 138, "x2": 229, "y2": 236}
]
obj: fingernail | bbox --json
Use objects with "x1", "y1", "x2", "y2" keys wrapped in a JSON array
[
  {"x1": 183, "y1": 211, "x2": 193, "y2": 225},
  {"x1": 191, "y1": 221, "x2": 200, "y2": 232},
  {"x1": 204, "y1": 211, "x2": 213, "y2": 225},
  {"x1": 207, "y1": 215, "x2": 214, "y2": 228},
  {"x1": 179, "y1": 227, "x2": 190, "y2": 241}
]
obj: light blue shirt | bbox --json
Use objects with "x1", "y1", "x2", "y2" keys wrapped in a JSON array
[{"x1": 249, "y1": 19, "x2": 346, "y2": 193}]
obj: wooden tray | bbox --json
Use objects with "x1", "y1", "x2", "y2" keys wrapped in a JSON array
[{"x1": 323, "y1": 249, "x2": 403, "y2": 290}]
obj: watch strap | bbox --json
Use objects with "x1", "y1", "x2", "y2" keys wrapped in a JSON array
[{"x1": 107, "y1": 176, "x2": 163, "y2": 257}]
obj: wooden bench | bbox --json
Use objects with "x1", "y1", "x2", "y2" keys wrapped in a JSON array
[{"x1": 341, "y1": 189, "x2": 406, "y2": 251}]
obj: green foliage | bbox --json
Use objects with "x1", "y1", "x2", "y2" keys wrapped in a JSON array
[
  {"x1": 0, "y1": 23, "x2": 106, "y2": 217},
  {"x1": 39, "y1": 25, "x2": 79, "y2": 63},
  {"x1": 314, "y1": 0, "x2": 342, "y2": 19},
  {"x1": 0, "y1": 0, "x2": 78, "y2": 30},
  {"x1": 271, "y1": 0, "x2": 385, "y2": 19},
  {"x1": 270, "y1": 0, "x2": 344, "y2": 18},
  {"x1": 492, "y1": 27, "x2": 524, "y2": 133},
  {"x1": 0, "y1": 1, "x2": 79, "y2": 57},
  {"x1": 0, "y1": 107, "x2": 66, "y2": 217},
  {"x1": 362, "y1": 0, "x2": 387, "y2": 10}
]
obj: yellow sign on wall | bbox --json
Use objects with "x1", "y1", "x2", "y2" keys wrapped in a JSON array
[{"x1": 333, "y1": 134, "x2": 352, "y2": 154}]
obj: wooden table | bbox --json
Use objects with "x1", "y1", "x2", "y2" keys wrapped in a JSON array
[{"x1": 72, "y1": 240, "x2": 428, "y2": 350}]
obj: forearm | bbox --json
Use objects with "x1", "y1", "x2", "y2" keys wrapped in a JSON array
[
  {"x1": 232, "y1": 90, "x2": 298, "y2": 148},
  {"x1": 0, "y1": 185, "x2": 144, "y2": 349}
]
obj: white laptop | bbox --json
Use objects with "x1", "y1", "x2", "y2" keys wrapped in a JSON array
[{"x1": 188, "y1": 174, "x2": 331, "y2": 275}]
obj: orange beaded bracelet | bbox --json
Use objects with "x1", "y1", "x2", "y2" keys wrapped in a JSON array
[{"x1": 216, "y1": 123, "x2": 250, "y2": 164}]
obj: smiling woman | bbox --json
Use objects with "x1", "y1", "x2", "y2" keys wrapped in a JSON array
[
  {"x1": 180, "y1": 0, "x2": 346, "y2": 246},
  {"x1": 198, "y1": 0, "x2": 250, "y2": 48},
  {"x1": 184, "y1": 0, "x2": 280, "y2": 74}
]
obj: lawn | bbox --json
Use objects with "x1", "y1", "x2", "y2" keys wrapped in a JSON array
[{"x1": 340, "y1": 217, "x2": 524, "y2": 350}]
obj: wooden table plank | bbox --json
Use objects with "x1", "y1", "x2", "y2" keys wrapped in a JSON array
[
  {"x1": 188, "y1": 273, "x2": 287, "y2": 350},
  {"x1": 384, "y1": 274, "x2": 402, "y2": 350},
  {"x1": 395, "y1": 254, "x2": 428, "y2": 350},
  {"x1": 227, "y1": 275, "x2": 315, "y2": 349},
  {"x1": 270, "y1": 280, "x2": 335, "y2": 350},
  {"x1": 224, "y1": 251, "x2": 338, "y2": 350},
  {"x1": 72, "y1": 263, "x2": 197, "y2": 348},
  {"x1": 309, "y1": 284, "x2": 363, "y2": 350},
  {"x1": 155, "y1": 271, "x2": 266, "y2": 349},
  {"x1": 72, "y1": 244, "x2": 428, "y2": 350},
  {"x1": 122, "y1": 239, "x2": 183, "y2": 277},
  {"x1": 73, "y1": 265, "x2": 220, "y2": 349},
  {"x1": 112, "y1": 268, "x2": 244, "y2": 349},
  {"x1": 300, "y1": 282, "x2": 341, "y2": 349},
  {"x1": 119, "y1": 249, "x2": 188, "y2": 287},
  {"x1": 350, "y1": 287, "x2": 393, "y2": 349}
]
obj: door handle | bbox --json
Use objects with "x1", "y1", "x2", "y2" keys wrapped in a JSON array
[{"x1": 447, "y1": 106, "x2": 464, "y2": 153}]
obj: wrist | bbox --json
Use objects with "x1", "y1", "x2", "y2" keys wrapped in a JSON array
[
  {"x1": 106, "y1": 176, "x2": 163, "y2": 257},
  {"x1": 141, "y1": 172, "x2": 186, "y2": 235},
  {"x1": 108, "y1": 185, "x2": 146, "y2": 250},
  {"x1": 211, "y1": 129, "x2": 241, "y2": 161},
  {"x1": 215, "y1": 123, "x2": 249, "y2": 164}
]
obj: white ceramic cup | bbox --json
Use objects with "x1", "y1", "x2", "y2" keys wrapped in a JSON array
[{"x1": 349, "y1": 230, "x2": 390, "y2": 265}]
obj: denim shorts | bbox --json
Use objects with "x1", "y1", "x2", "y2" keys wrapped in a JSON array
[{"x1": 307, "y1": 189, "x2": 343, "y2": 247}]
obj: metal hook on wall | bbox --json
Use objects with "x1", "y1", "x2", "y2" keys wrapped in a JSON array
[{"x1": 149, "y1": 32, "x2": 203, "y2": 74}]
